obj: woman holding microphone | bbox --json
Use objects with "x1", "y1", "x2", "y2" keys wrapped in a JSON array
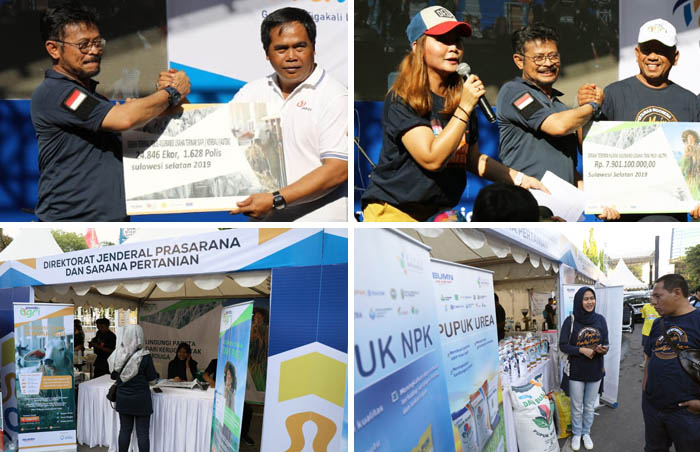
[{"x1": 361, "y1": 6, "x2": 546, "y2": 222}]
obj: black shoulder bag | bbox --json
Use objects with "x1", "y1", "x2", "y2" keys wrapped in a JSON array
[
  {"x1": 106, "y1": 351, "x2": 137, "y2": 405},
  {"x1": 659, "y1": 317, "x2": 700, "y2": 385}
]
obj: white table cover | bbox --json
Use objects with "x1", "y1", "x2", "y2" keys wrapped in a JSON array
[
  {"x1": 77, "y1": 374, "x2": 214, "y2": 452},
  {"x1": 501, "y1": 357, "x2": 555, "y2": 452}
]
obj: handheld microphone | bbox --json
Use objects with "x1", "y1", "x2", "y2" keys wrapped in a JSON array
[{"x1": 457, "y1": 62, "x2": 497, "y2": 123}]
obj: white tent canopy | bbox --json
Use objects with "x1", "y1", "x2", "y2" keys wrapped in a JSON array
[
  {"x1": 1, "y1": 229, "x2": 274, "y2": 309},
  {"x1": 33, "y1": 270, "x2": 271, "y2": 310},
  {"x1": 0, "y1": 228, "x2": 63, "y2": 261},
  {"x1": 607, "y1": 259, "x2": 647, "y2": 290},
  {"x1": 400, "y1": 228, "x2": 601, "y2": 324}
]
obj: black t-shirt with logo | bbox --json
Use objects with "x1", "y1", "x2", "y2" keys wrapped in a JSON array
[
  {"x1": 559, "y1": 314, "x2": 609, "y2": 382},
  {"x1": 361, "y1": 91, "x2": 478, "y2": 220},
  {"x1": 644, "y1": 309, "x2": 700, "y2": 410},
  {"x1": 602, "y1": 76, "x2": 700, "y2": 123}
]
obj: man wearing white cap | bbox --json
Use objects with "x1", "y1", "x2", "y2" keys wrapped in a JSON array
[{"x1": 590, "y1": 18, "x2": 700, "y2": 221}]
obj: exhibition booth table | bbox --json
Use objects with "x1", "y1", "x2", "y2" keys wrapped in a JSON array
[
  {"x1": 502, "y1": 356, "x2": 556, "y2": 452},
  {"x1": 77, "y1": 375, "x2": 214, "y2": 452},
  {"x1": 1, "y1": 229, "x2": 348, "y2": 452}
]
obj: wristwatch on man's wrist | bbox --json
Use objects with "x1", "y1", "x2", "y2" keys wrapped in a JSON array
[
  {"x1": 588, "y1": 101, "x2": 601, "y2": 120},
  {"x1": 272, "y1": 191, "x2": 286, "y2": 210},
  {"x1": 163, "y1": 86, "x2": 181, "y2": 108}
]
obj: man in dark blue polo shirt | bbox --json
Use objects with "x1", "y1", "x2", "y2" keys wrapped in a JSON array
[
  {"x1": 497, "y1": 23, "x2": 603, "y2": 188},
  {"x1": 31, "y1": 4, "x2": 190, "y2": 221}
]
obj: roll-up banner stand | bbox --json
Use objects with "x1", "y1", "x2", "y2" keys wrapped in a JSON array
[
  {"x1": 1, "y1": 287, "x2": 33, "y2": 451},
  {"x1": 355, "y1": 229, "x2": 454, "y2": 451},
  {"x1": 13, "y1": 303, "x2": 76, "y2": 452},
  {"x1": 561, "y1": 285, "x2": 623, "y2": 408},
  {"x1": 430, "y1": 259, "x2": 506, "y2": 452},
  {"x1": 210, "y1": 302, "x2": 253, "y2": 452}
]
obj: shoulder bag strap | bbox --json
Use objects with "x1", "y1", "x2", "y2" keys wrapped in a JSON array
[
  {"x1": 117, "y1": 350, "x2": 138, "y2": 377},
  {"x1": 568, "y1": 314, "x2": 575, "y2": 344}
]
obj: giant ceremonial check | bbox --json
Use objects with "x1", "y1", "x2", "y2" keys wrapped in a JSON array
[
  {"x1": 583, "y1": 121, "x2": 700, "y2": 214},
  {"x1": 122, "y1": 103, "x2": 286, "y2": 215}
]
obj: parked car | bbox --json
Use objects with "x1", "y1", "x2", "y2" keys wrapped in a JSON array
[
  {"x1": 624, "y1": 290, "x2": 651, "y2": 323},
  {"x1": 622, "y1": 301, "x2": 634, "y2": 334}
]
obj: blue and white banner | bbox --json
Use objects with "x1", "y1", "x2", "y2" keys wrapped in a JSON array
[
  {"x1": 14, "y1": 303, "x2": 75, "y2": 452},
  {"x1": 210, "y1": 302, "x2": 252, "y2": 452},
  {"x1": 355, "y1": 229, "x2": 454, "y2": 451},
  {"x1": 431, "y1": 259, "x2": 505, "y2": 452},
  {"x1": 0, "y1": 229, "x2": 339, "y2": 289}
]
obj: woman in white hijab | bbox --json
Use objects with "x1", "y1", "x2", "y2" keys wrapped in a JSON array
[{"x1": 108, "y1": 325, "x2": 158, "y2": 452}]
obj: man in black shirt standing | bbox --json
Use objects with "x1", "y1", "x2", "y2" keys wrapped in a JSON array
[
  {"x1": 497, "y1": 23, "x2": 603, "y2": 188},
  {"x1": 31, "y1": 4, "x2": 190, "y2": 221},
  {"x1": 643, "y1": 274, "x2": 700, "y2": 451},
  {"x1": 544, "y1": 297, "x2": 557, "y2": 330},
  {"x1": 89, "y1": 318, "x2": 116, "y2": 378},
  {"x1": 495, "y1": 293, "x2": 506, "y2": 341}
]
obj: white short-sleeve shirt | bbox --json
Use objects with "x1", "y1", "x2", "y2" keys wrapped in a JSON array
[{"x1": 231, "y1": 65, "x2": 347, "y2": 221}]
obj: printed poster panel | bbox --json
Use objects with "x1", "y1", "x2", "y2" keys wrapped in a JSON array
[
  {"x1": 431, "y1": 260, "x2": 506, "y2": 452},
  {"x1": 592, "y1": 286, "x2": 624, "y2": 407},
  {"x1": 13, "y1": 304, "x2": 76, "y2": 452},
  {"x1": 123, "y1": 103, "x2": 285, "y2": 215},
  {"x1": 138, "y1": 299, "x2": 224, "y2": 377},
  {"x1": 355, "y1": 229, "x2": 454, "y2": 451},
  {"x1": 584, "y1": 121, "x2": 700, "y2": 214},
  {"x1": 210, "y1": 302, "x2": 252, "y2": 452},
  {"x1": 560, "y1": 285, "x2": 584, "y2": 329}
]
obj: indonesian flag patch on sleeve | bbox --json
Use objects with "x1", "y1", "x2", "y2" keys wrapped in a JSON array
[
  {"x1": 62, "y1": 88, "x2": 99, "y2": 120},
  {"x1": 513, "y1": 92, "x2": 543, "y2": 120}
]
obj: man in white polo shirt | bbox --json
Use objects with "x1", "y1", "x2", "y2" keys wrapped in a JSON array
[{"x1": 229, "y1": 7, "x2": 348, "y2": 221}]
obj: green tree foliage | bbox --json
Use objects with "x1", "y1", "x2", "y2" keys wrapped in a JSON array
[
  {"x1": 583, "y1": 227, "x2": 606, "y2": 272},
  {"x1": 628, "y1": 263, "x2": 644, "y2": 280},
  {"x1": 683, "y1": 244, "x2": 700, "y2": 290},
  {"x1": 0, "y1": 228, "x2": 13, "y2": 252},
  {"x1": 51, "y1": 230, "x2": 88, "y2": 252}
]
